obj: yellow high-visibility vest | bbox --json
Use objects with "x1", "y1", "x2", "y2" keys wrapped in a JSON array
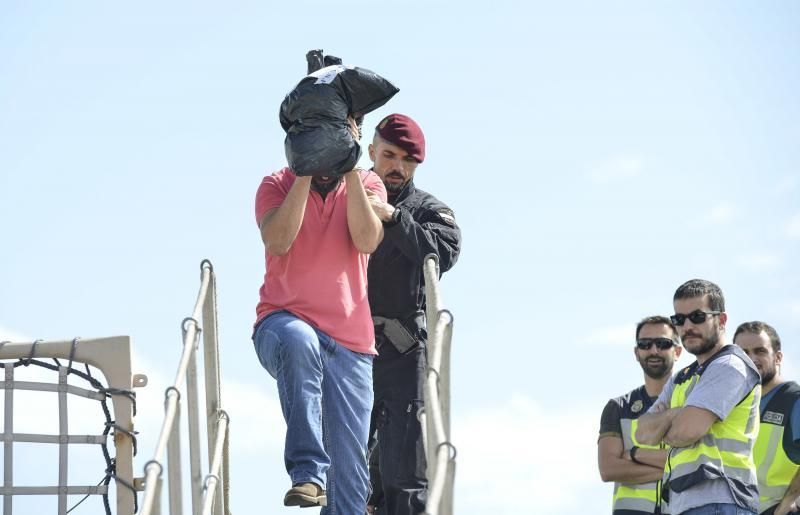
[
  {"x1": 754, "y1": 381, "x2": 800, "y2": 513},
  {"x1": 665, "y1": 345, "x2": 760, "y2": 512},
  {"x1": 609, "y1": 386, "x2": 666, "y2": 514}
]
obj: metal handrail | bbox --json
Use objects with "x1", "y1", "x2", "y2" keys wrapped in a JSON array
[
  {"x1": 200, "y1": 411, "x2": 229, "y2": 515},
  {"x1": 421, "y1": 254, "x2": 456, "y2": 515},
  {"x1": 140, "y1": 260, "x2": 230, "y2": 515}
]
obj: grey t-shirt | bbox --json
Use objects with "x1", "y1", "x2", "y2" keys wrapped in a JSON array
[{"x1": 648, "y1": 347, "x2": 760, "y2": 514}]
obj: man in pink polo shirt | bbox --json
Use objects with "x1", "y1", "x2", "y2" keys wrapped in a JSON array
[{"x1": 252, "y1": 118, "x2": 386, "y2": 513}]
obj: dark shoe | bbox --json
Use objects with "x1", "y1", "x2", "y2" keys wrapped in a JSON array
[{"x1": 284, "y1": 483, "x2": 327, "y2": 507}]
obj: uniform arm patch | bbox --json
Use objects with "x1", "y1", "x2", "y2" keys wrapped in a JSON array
[{"x1": 436, "y1": 208, "x2": 456, "y2": 226}]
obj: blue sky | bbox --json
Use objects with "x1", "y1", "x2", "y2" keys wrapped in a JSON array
[{"x1": 1, "y1": 2, "x2": 799, "y2": 513}]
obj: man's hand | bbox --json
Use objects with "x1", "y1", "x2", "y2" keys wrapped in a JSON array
[
  {"x1": 347, "y1": 116, "x2": 360, "y2": 141},
  {"x1": 366, "y1": 190, "x2": 395, "y2": 223},
  {"x1": 776, "y1": 499, "x2": 800, "y2": 515}
]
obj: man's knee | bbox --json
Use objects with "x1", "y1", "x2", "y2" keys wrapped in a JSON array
[{"x1": 274, "y1": 317, "x2": 322, "y2": 364}]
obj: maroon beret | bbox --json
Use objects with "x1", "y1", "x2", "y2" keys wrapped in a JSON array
[{"x1": 375, "y1": 113, "x2": 426, "y2": 163}]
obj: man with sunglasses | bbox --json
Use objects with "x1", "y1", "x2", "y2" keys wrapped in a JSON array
[
  {"x1": 637, "y1": 279, "x2": 761, "y2": 515},
  {"x1": 735, "y1": 321, "x2": 800, "y2": 515},
  {"x1": 598, "y1": 315, "x2": 682, "y2": 514}
]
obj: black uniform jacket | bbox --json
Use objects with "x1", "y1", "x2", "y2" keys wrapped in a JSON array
[{"x1": 367, "y1": 179, "x2": 461, "y2": 325}]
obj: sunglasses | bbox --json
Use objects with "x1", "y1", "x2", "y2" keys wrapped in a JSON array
[
  {"x1": 636, "y1": 338, "x2": 676, "y2": 351},
  {"x1": 670, "y1": 310, "x2": 721, "y2": 327}
]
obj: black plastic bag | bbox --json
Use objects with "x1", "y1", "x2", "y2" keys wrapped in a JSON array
[{"x1": 280, "y1": 62, "x2": 399, "y2": 177}]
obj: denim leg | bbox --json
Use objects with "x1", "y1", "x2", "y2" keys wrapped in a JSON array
[
  {"x1": 253, "y1": 311, "x2": 329, "y2": 488},
  {"x1": 316, "y1": 328, "x2": 374, "y2": 515}
]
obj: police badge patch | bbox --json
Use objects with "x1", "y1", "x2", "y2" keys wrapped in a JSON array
[
  {"x1": 631, "y1": 400, "x2": 643, "y2": 413},
  {"x1": 764, "y1": 411, "x2": 785, "y2": 425}
]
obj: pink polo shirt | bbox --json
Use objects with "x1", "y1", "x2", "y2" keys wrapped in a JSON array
[{"x1": 254, "y1": 167, "x2": 387, "y2": 355}]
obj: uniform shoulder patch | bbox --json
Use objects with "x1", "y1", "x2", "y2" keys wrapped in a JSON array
[
  {"x1": 436, "y1": 208, "x2": 456, "y2": 226},
  {"x1": 763, "y1": 411, "x2": 785, "y2": 425}
]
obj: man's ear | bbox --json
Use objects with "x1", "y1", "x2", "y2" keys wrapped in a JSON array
[
  {"x1": 368, "y1": 143, "x2": 375, "y2": 162},
  {"x1": 718, "y1": 311, "x2": 728, "y2": 331}
]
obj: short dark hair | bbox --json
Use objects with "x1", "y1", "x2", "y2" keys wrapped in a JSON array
[
  {"x1": 673, "y1": 279, "x2": 725, "y2": 312},
  {"x1": 733, "y1": 321, "x2": 782, "y2": 352},
  {"x1": 636, "y1": 315, "x2": 679, "y2": 342}
]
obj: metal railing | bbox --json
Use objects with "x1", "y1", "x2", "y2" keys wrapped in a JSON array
[
  {"x1": 140, "y1": 259, "x2": 230, "y2": 515},
  {"x1": 420, "y1": 254, "x2": 456, "y2": 515},
  {"x1": 0, "y1": 336, "x2": 142, "y2": 515}
]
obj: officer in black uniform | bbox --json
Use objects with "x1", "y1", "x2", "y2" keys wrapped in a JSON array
[{"x1": 364, "y1": 113, "x2": 461, "y2": 515}]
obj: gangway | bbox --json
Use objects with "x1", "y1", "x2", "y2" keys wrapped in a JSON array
[
  {"x1": 0, "y1": 256, "x2": 454, "y2": 514},
  {"x1": 0, "y1": 259, "x2": 229, "y2": 515},
  {"x1": 138, "y1": 259, "x2": 230, "y2": 515}
]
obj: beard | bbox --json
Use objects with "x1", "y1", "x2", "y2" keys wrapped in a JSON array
[
  {"x1": 311, "y1": 176, "x2": 341, "y2": 194},
  {"x1": 682, "y1": 329, "x2": 719, "y2": 357},
  {"x1": 760, "y1": 365, "x2": 777, "y2": 385},
  {"x1": 382, "y1": 172, "x2": 409, "y2": 195},
  {"x1": 385, "y1": 181, "x2": 407, "y2": 194},
  {"x1": 639, "y1": 356, "x2": 671, "y2": 379}
]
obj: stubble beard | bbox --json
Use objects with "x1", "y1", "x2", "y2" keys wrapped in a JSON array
[
  {"x1": 383, "y1": 179, "x2": 408, "y2": 195},
  {"x1": 684, "y1": 331, "x2": 719, "y2": 357},
  {"x1": 640, "y1": 358, "x2": 671, "y2": 380},
  {"x1": 760, "y1": 365, "x2": 777, "y2": 386},
  {"x1": 311, "y1": 177, "x2": 342, "y2": 194}
]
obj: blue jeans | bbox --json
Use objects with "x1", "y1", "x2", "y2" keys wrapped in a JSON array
[
  {"x1": 254, "y1": 311, "x2": 374, "y2": 514},
  {"x1": 680, "y1": 504, "x2": 756, "y2": 515}
]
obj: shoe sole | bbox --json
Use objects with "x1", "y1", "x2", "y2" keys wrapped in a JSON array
[{"x1": 283, "y1": 493, "x2": 328, "y2": 508}]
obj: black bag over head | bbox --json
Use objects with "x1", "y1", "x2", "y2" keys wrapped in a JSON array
[{"x1": 280, "y1": 58, "x2": 399, "y2": 177}]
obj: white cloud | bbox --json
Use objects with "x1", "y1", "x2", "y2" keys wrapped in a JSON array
[
  {"x1": 736, "y1": 252, "x2": 782, "y2": 272},
  {"x1": 705, "y1": 203, "x2": 736, "y2": 225},
  {"x1": 584, "y1": 324, "x2": 632, "y2": 346},
  {"x1": 786, "y1": 213, "x2": 800, "y2": 240},
  {"x1": 454, "y1": 394, "x2": 598, "y2": 514},
  {"x1": 587, "y1": 155, "x2": 643, "y2": 184}
]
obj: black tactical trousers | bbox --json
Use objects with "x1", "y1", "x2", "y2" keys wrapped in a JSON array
[{"x1": 368, "y1": 333, "x2": 427, "y2": 515}]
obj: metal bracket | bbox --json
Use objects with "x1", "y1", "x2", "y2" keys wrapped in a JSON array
[{"x1": 132, "y1": 374, "x2": 148, "y2": 388}]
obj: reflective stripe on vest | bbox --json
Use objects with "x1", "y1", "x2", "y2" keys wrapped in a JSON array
[
  {"x1": 666, "y1": 345, "x2": 760, "y2": 511},
  {"x1": 613, "y1": 417, "x2": 662, "y2": 514},
  {"x1": 754, "y1": 382, "x2": 800, "y2": 513}
]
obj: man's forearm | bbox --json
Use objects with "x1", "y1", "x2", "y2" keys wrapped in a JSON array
[
  {"x1": 662, "y1": 406, "x2": 717, "y2": 448},
  {"x1": 345, "y1": 171, "x2": 383, "y2": 253},
  {"x1": 773, "y1": 465, "x2": 800, "y2": 515},
  {"x1": 631, "y1": 447, "x2": 668, "y2": 469},
  {"x1": 598, "y1": 437, "x2": 665, "y2": 484},
  {"x1": 600, "y1": 457, "x2": 665, "y2": 484},
  {"x1": 636, "y1": 408, "x2": 682, "y2": 445},
  {"x1": 260, "y1": 176, "x2": 311, "y2": 255}
]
